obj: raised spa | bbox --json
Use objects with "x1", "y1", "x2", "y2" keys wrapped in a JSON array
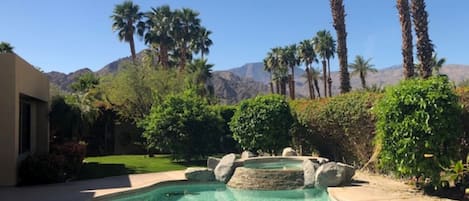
[{"x1": 227, "y1": 157, "x2": 307, "y2": 190}]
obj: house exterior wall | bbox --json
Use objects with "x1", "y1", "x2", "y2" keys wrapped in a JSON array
[{"x1": 0, "y1": 53, "x2": 49, "y2": 186}]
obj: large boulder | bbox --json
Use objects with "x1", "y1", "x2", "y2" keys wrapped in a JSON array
[
  {"x1": 207, "y1": 157, "x2": 221, "y2": 170},
  {"x1": 282, "y1": 147, "x2": 298, "y2": 156},
  {"x1": 214, "y1": 153, "x2": 237, "y2": 183},
  {"x1": 303, "y1": 159, "x2": 317, "y2": 188},
  {"x1": 241, "y1": 151, "x2": 256, "y2": 159},
  {"x1": 314, "y1": 162, "x2": 345, "y2": 188},
  {"x1": 337, "y1": 162, "x2": 356, "y2": 184},
  {"x1": 185, "y1": 167, "x2": 215, "y2": 182}
]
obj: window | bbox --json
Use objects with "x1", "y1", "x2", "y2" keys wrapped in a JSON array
[{"x1": 19, "y1": 100, "x2": 31, "y2": 154}]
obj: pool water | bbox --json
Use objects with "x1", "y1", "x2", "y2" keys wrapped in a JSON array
[
  {"x1": 111, "y1": 183, "x2": 329, "y2": 201},
  {"x1": 244, "y1": 159, "x2": 304, "y2": 170}
]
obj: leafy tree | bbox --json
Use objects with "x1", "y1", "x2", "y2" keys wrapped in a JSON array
[
  {"x1": 298, "y1": 39, "x2": 318, "y2": 99},
  {"x1": 313, "y1": 30, "x2": 336, "y2": 97},
  {"x1": 348, "y1": 55, "x2": 377, "y2": 89},
  {"x1": 0, "y1": 42, "x2": 14, "y2": 53},
  {"x1": 141, "y1": 90, "x2": 223, "y2": 160},
  {"x1": 70, "y1": 72, "x2": 99, "y2": 93},
  {"x1": 229, "y1": 95, "x2": 293, "y2": 154},
  {"x1": 99, "y1": 62, "x2": 183, "y2": 123},
  {"x1": 374, "y1": 76, "x2": 462, "y2": 187},
  {"x1": 411, "y1": 0, "x2": 434, "y2": 78},
  {"x1": 397, "y1": 0, "x2": 415, "y2": 79},
  {"x1": 330, "y1": 0, "x2": 351, "y2": 93},
  {"x1": 111, "y1": 1, "x2": 144, "y2": 62}
]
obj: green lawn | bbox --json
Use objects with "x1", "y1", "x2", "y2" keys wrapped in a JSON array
[{"x1": 78, "y1": 155, "x2": 204, "y2": 180}]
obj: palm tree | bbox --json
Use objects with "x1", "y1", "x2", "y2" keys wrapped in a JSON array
[
  {"x1": 186, "y1": 59, "x2": 213, "y2": 97},
  {"x1": 272, "y1": 47, "x2": 288, "y2": 96},
  {"x1": 330, "y1": 0, "x2": 351, "y2": 93},
  {"x1": 431, "y1": 53, "x2": 445, "y2": 75},
  {"x1": 349, "y1": 55, "x2": 378, "y2": 89},
  {"x1": 193, "y1": 27, "x2": 213, "y2": 60},
  {"x1": 145, "y1": 5, "x2": 175, "y2": 69},
  {"x1": 111, "y1": 1, "x2": 144, "y2": 63},
  {"x1": 313, "y1": 30, "x2": 336, "y2": 97},
  {"x1": 263, "y1": 57, "x2": 274, "y2": 94},
  {"x1": 283, "y1": 45, "x2": 299, "y2": 99},
  {"x1": 411, "y1": 0, "x2": 434, "y2": 78},
  {"x1": 0, "y1": 42, "x2": 14, "y2": 53},
  {"x1": 298, "y1": 39, "x2": 318, "y2": 99},
  {"x1": 173, "y1": 8, "x2": 201, "y2": 72},
  {"x1": 397, "y1": 0, "x2": 415, "y2": 79}
]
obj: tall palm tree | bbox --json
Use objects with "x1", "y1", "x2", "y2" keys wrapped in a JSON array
[
  {"x1": 173, "y1": 8, "x2": 201, "y2": 72},
  {"x1": 330, "y1": 0, "x2": 351, "y2": 94},
  {"x1": 193, "y1": 27, "x2": 213, "y2": 60},
  {"x1": 397, "y1": 0, "x2": 415, "y2": 79},
  {"x1": 0, "y1": 42, "x2": 14, "y2": 53},
  {"x1": 111, "y1": 1, "x2": 144, "y2": 63},
  {"x1": 283, "y1": 45, "x2": 299, "y2": 100},
  {"x1": 263, "y1": 57, "x2": 274, "y2": 94},
  {"x1": 349, "y1": 55, "x2": 378, "y2": 89},
  {"x1": 411, "y1": 0, "x2": 434, "y2": 78},
  {"x1": 313, "y1": 30, "x2": 336, "y2": 97},
  {"x1": 145, "y1": 5, "x2": 175, "y2": 69},
  {"x1": 272, "y1": 47, "x2": 288, "y2": 96},
  {"x1": 298, "y1": 39, "x2": 318, "y2": 99}
]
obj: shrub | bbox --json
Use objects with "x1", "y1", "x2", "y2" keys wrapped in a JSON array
[
  {"x1": 210, "y1": 105, "x2": 240, "y2": 153},
  {"x1": 141, "y1": 90, "x2": 223, "y2": 160},
  {"x1": 229, "y1": 94, "x2": 293, "y2": 154},
  {"x1": 50, "y1": 142, "x2": 87, "y2": 176},
  {"x1": 374, "y1": 76, "x2": 462, "y2": 184},
  {"x1": 456, "y1": 87, "x2": 469, "y2": 162},
  {"x1": 18, "y1": 154, "x2": 66, "y2": 185},
  {"x1": 291, "y1": 91, "x2": 381, "y2": 165}
]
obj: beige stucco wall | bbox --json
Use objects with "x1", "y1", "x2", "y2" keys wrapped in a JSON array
[{"x1": 0, "y1": 53, "x2": 49, "y2": 186}]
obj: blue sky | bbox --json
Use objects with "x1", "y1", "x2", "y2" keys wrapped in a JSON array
[{"x1": 1, "y1": 0, "x2": 468, "y2": 73}]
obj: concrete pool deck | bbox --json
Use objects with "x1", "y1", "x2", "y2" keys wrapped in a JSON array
[{"x1": 0, "y1": 170, "x2": 456, "y2": 201}]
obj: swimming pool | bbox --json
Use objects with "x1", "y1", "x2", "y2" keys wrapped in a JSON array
[{"x1": 109, "y1": 183, "x2": 329, "y2": 201}]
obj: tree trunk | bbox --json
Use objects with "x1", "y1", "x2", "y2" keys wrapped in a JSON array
[
  {"x1": 306, "y1": 67, "x2": 315, "y2": 99},
  {"x1": 159, "y1": 44, "x2": 169, "y2": 70},
  {"x1": 129, "y1": 36, "x2": 137, "y2": 64},
  {"x1": 397, "y1": 0, "x2": 415, "y2": 79},
  {"x1": 269, "y1": 72, "x2": 274, "y2": 94},
  {"x1": 331, "y1": 0, "x2": 351, "y2": 93},
  {"x1": 290, "y1": 66, "x2": 295, "y2": 100},
  {"x1": 314, "y1": 78, "x2": 321, "y2": 98},
  {"x1": 322, "y1": 59, "x2": 327, "y2": 97},
  {"x1": 360, "y1": 72, "x2": 366, "y2": 89},
  {"x1": 179, "y1": 44, "x2": 187, "y2": 73},
  {"x1": 327, "y1": 59, "x2": 332, "y2": 97},
  {"x1": 276, "y1": 80, "x2": 280, "y2": 94},
  {"x1": 411, "y1": 0, "x2": 434, "y2": 79},
  {"x1": 281, "y1": 78, "x2": 287, "y2": 96}
]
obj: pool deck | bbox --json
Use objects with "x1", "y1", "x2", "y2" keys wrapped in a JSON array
[{"x1": 0, "y1": 170, "x2": 456, "y2": 201}]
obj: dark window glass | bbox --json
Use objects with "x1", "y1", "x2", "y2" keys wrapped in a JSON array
[{"x1": 19, "y1": 101, "x2": 31, "y2": 154}]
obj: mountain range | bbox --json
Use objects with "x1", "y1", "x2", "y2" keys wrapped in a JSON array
[{"x1": 46, "y1": 53, "x2": 469, "y2": 104}]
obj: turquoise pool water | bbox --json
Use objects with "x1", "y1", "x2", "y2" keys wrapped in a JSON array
[
  {"x1": 111, "y1": 183, "x2": 329, "y2": 201},
  {"x1": 244, "y1": 159, "x2": 304, "y2": 170}
]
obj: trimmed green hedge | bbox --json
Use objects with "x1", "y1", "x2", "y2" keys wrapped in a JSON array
[{"x1": 291, "y1": 91, "x2": 381, "y2": 165}]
